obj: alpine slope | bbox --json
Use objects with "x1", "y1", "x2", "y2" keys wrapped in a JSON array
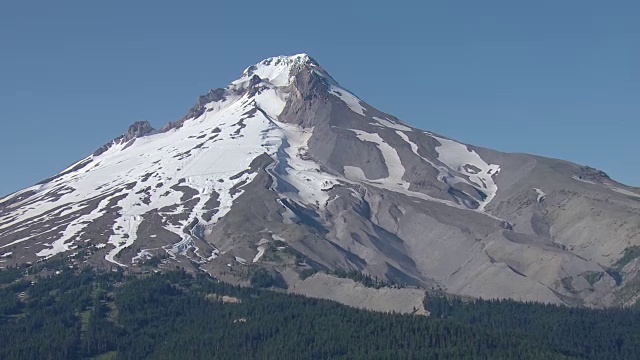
[{"x1": 2, "y1": 54, "x2": 640, "y2": 308}]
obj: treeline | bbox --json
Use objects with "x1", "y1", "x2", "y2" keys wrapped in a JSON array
[
  {"x1": 328, "y1": 269, "x2": 400, "y2": 289},
  {"x1": 1, "y1": 266, "x2": 640, "y2": 359}
]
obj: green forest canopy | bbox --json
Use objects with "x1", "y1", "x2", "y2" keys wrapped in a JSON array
[{"x1": 1, "y1": 262, "x2": 640, "y2": 359}]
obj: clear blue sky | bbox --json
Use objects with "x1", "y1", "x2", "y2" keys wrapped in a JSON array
[{"x1": 1, "y1": 0, "x2": 638, "y2": 196}]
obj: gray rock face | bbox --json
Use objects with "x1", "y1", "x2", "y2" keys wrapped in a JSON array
[
  {"x1": 93, "y1": 120, "x2": 155, "y2": 156},
  {"x1": 1, "y1": 53, "x2": 639, "y2": 308},
  {"x1": 183, "y1": 88, "x2": 227, "y2": 121},
  {"x1": 123, "y1": 121, "x2": 154, "y2": 142}
]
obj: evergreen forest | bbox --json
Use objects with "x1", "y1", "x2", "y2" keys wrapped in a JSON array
[{"x1": 1, "y1": 261, "x2": 640, "y2": 359}]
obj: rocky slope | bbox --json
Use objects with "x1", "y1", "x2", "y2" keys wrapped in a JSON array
[{"x1": 1, "y1": 54, "x2": 639, "y2": 307}]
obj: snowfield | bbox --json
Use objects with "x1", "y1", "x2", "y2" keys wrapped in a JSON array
[
  {"x1": 0, "y1": 53, "x2": 508, "y2": 266},
  {"x1": 2, "y1": 78, "x2": 288, "y2": 263}
]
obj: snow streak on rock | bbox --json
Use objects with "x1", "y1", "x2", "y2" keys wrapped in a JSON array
[
  {"x1": 431, "y1": 135, "x2": 501, "y2": 210},
  {"x1": 350, "y1": 130, "x2": 408, "y2": 188},
  {"x1": 329, "y1": 86, "x2": 366, "y2": 116}
]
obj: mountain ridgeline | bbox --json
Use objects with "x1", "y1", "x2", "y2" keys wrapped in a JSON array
[{"x1": 1, "y1": 54, "x2": 639, "y2": 308}]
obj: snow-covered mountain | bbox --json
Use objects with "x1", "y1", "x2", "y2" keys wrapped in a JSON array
[{"x1": 2, "y1": 54, "x2": 640, "y2": 308}]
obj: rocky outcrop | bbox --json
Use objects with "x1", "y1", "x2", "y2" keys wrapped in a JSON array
[
  {"x1": 93, "y1": 120, "x2": 155, "y2": 156},
  {"x1": 181, "y1": 88, "x2": 227, "y2": 121}
]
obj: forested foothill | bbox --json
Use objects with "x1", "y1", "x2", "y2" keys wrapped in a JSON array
[{"x1": 1, "y1": 259, "x2": 639, "y2": 359}]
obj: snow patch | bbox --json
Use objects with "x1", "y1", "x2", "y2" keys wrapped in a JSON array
[
  {"x1": 343, "y1": 166, "x2": 368, "y2": 181},
  {"x1": 609, "y1": 187, "x2": 640, "y2": 199},
  {"x1": 105, "y1": 215, "x2": 142, "y2": 267},
  {"x1": 36, "y1": 196, "x2": 114, "y2": 258},
  {"x1": 275, "y1": 124, "x2": 340, "y2": 209},
  {"x1": 131, "y1": 249, "x2": 154, "y2": 264},
  {"x1": 329, "y1": 86, "x2": 366, "y2": 116},
  {"x1": 253, "y1": 245, "x2": 267, "y2": 263},
  {"x1": 534, "y1": 188, "x2": 546, "y2": 202},
  {"x1": 254, "y1": 87, "x2": 288, "y2": 119},
  {"x1": 350, "y1": 130, "x2": 408, "y2": 188},
  {"x1": 431, "y1": 135, "x2": 500, "y2": 210},
  {"x1": 272, "y1": 234, "x2": 286, "y2": 242},
  {"x1": 396, "y1": 131, "x2": 457, "y2": 184},
  {"x1": 372, "y1": 117, "x2": 412, "y2": 131},
  {"x1": 571, "y1": 176, "x2": 599, "y2": 185}
]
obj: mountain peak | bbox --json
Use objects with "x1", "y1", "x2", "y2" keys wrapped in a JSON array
[{"x1": 233, "y1": 53, "x2": 321, "y2": 87}]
